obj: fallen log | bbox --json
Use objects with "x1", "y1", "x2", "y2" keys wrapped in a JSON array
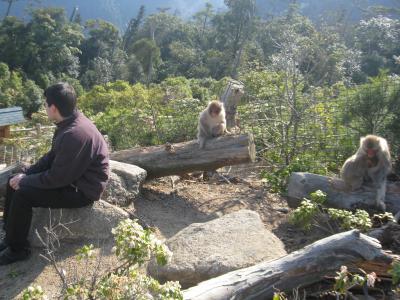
[
  {"x1": 183, "y1": 230, "x2": 393, "y2": 300},
  {"x1": 110, "y1": 134, "x2": 255, "y2": 179},
  {"x1": 369, "y1": 222, "x2": 400, "y2": 248},
  {"x1": 287, "y1": 172, "x2": 400, "y2": 214}
]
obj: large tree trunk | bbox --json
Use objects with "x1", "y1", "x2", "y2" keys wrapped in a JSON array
[
  {"x1": 183, "y1": 230, "x2": 393, "y2": 300},
  {"x1": 220, "y1": 80, "x2": 244, "y2": 129},
  {"x1": 110, "y1": 134, "x2": 255, "y2": 179},
  {"x1": 287, "y1": 172, "x2": 400, "y2": 213}
]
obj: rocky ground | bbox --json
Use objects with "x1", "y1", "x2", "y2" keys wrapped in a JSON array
[
  {"x1": 135, "y1": 163, "x2": 325, "y2": 253},
  {"x1": 0, "y1": 163, "x2": 344, "y2": 299}
]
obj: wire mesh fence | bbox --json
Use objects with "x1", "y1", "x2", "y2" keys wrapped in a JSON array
[
  {"x1": 236, "y1": 76, "x2": 400, "y2": 174},
  {"x1": 0, "y1": 125, "x2": 54, "y2": 168}
]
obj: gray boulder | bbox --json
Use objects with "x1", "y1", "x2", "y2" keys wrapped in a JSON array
[
  {"x1": 29, "y1": 200, "x2": 129, "y2": 247},
  {"x1": 148, "y1": 209, "x2": 287, "y2": 288},
  {"x1": 101, "y1": 160, "x2": 147, "y2": 207}
]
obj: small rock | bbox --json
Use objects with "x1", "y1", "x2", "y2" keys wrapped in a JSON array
[{"x1": 101, "y1": 160, "x2": 147, "y2": 206}]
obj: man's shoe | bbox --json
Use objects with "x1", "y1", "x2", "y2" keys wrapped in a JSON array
[
  {"x1": 0, "y1": 239, "x2": 8, "y2": 252},
  {"x1": 0, "y1": 247, "x2": 30, "y2": 265}
]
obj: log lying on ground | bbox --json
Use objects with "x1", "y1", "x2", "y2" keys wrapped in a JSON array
[
  {"x1": 183, "y1": 230, "x2": 393, "y2": 300},
  {"x1": 110, "y1": 134, "x2": 255, "y2": 179},
  {"x1": 368, "y1": 221, "x2": 400, "y2": 247},
  {"x1": 287, "y1": 172, "x2": 400, "y2": 214}
]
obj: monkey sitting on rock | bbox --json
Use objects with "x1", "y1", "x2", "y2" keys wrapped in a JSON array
[
  {"x1": 197, "y1": 101, "x2": 227, "y2": 149},
  {"x1": 340, "y1": 135, "x2": 392, "y2": 211}
]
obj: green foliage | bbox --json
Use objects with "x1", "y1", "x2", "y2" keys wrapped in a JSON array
[
  {"x1": 334, "y1": 266, "x2": 376, "y2": 295},
  {"x1": 131, "y1": 38, "x2": 161, "y2": 83},
  {"x1": 0, "y1": 62, "x2": 43, "y2": 116},
  {"x1": 290, "y1": 190, "x2": 373, "y2": 233},
  {"x1": 309, "y1": 190, "x2": 327, "y2": 204},
  {"x1": 289, "y1": 190, "x2": 326, "y2": 230},
  {"x1": 0, "y1": 3, "x2": 398, "y2": 91},
  {"x1": 76, "y1": 244, "x2": 95, "y2": 261},
  {"x1": 353, "y1": 16, "x2": 400, "y2": 78},
  {"x1": 240, "y1": 69, "x2": 354, "y2": 190},
  {"x1": 372, "y1": 212, "x2": 395, "y2": 227},
  {"x1": 327, "y1": 209, "x2": 372, "y2": 232},
  {"x1": 261, "y1": 153, "x2": 331, "y2": 193},
  {"x1": 342, "y1": 71, "x2": 400, "y2": 136},
  {"x1": 78, "y1": 78, "x2": 222, "y2": 150},
  {"x1": 112, "y1": 219, "x2": 172, "y2": 267},
  {"x1": 89, "y1": 271, "x2": 182, "y2": 300},
  {"x1": 21, "y1": 285, "x2": 46, "y2": 300},
  {"x1": 389, "y1": 261, "x2": 400, "y2": 286},
  {"x1": 290, "y1": 198, "x2": 319, "y2": 231},
  {"x1": 272, "y1": 292, "x2": 288, "y2": 300}
]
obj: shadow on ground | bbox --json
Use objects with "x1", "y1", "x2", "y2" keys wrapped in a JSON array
[
  {"x1": 134, "y1": 187, "x2": 217, "y2": 238},
  {"x1": 0, "y1": 228, "x2": 116, "y2": 299}
]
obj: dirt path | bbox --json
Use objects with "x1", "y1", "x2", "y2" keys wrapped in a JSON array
[{"x1": 135, "y1": 164, "x2": 326, "y2": 252}]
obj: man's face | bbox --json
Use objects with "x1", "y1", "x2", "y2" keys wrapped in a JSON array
[{"x1": 44, "y1": 101, "x2": 57, "y2": 121}]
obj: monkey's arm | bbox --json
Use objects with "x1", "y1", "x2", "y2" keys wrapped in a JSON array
[
  {"x1": 199, "y1": 116, "x2": 212, "y2": 137},
  {"x1": 211, "y1": 118, "x2": 227, "y2": 136}
]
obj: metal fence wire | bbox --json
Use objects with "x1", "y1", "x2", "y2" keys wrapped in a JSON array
[{"x1": 238, "y1": 77, "x2": 400, "y2": 172}]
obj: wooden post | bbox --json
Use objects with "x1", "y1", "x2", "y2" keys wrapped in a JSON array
[
  {"x1": 35, "y1": 123, "x2": 41, "y2": 136},
  {"x1": 220, "y1": 80, "x2": 244, "y2": 129},
  {"x1": 0, "y1": 126, "x2": 10, "y2": 143}
]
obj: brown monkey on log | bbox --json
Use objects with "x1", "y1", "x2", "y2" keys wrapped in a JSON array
[
  {"x1": 197, "y1": 101, "x2": 227, "y2": 149},
  {"x1": 340, "y1": 135, "x2": 391, "y2": 210}
]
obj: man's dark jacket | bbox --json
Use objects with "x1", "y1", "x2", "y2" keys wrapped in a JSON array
[{"x1": 19, "y1": 110, "x2": 109, "y2": 201}]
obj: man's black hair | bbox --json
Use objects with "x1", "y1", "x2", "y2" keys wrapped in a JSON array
[{"x1": 44, "y1": 82, "x2": 77, "y2": 117}]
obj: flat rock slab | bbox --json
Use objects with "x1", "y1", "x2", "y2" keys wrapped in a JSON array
[
  {"x1": 148, "y1": 209, "x2": 287, "y2": 288},
  {"x1": 101, "y1": 160, "x2": 147, "y2": 207},
  {"x1": 29, "y1": 200, "x2": 129, "y2": 247}
]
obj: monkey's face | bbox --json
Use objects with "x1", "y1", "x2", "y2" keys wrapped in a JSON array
[
  {"x1": 366, "y1": 147, "x2": 377, "y2": 158},
  {"x1": 208, "y1": 104, "x2": 222, "y2": 117},
  {"x1": 364, "y1": 140, "x2": 379, "y2": 158}
]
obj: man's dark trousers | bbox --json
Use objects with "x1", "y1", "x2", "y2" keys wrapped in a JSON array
[{"x1": 4, "y1": 178, "x2": 93, "y2": 250}]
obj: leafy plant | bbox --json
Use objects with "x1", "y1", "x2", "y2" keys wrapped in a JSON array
[
  {"x1": 389, "y1": 261, "x2": 400, "y2": 287},
  {"x1": 261, "y1": 155, "x2": 331, "y2": 194},
  {"x1": 21, "y1": 285, "x2": 47, "y2": 300},
  {"x1": 334, "y1": 266, "x2": 377, "y2": 295},
  {"x1": 22, "y1": 219, "x2": 182, "y2": 300},
  {"x1": 328, "y1": 208, "x2": 372, "y2": 232},
  {"x1": 272, "y1": 292, "x2": 288, "y2": 300},
  {"x1": 290, "y1": 190, "x2": 373, "y2": 233}
]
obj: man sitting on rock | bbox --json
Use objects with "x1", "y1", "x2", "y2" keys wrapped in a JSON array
[{"x1": 0, "y1": 82, "x2": 109, "y2": 265}]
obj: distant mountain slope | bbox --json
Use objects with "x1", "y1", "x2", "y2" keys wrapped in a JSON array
[
  {"x1": 257, "y1": 0, "x2": 400, "y2": 20},
  {"x1": 1, "y1": 0, "x2": 399, "y2": 30},
  {"x1": 0, "y1": 0, "x2": 226, "y2": 29}
]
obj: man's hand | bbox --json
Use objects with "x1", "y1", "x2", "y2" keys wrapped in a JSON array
[{"x1": 9, "y1": 173, "x2": 26, "y2": 190}]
